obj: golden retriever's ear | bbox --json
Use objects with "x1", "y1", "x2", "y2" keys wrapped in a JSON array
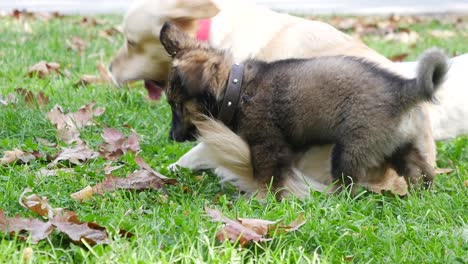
[
  {"x1": 169, "y1": 0, "x2": 220, "y2": 20},
  {"x1": 160, "y1": 22, "x2": 197, "y2": 56}
]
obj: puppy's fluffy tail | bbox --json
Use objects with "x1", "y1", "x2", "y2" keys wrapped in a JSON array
[{"x1": 404, "y1": 48, "x2": 448, "y2": 104}]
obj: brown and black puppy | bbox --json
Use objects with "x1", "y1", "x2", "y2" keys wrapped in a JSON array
[{"x1": 160, "y1": 22, "x2": 448, "y2": 193}]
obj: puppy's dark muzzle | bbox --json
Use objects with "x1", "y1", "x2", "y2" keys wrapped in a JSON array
[{"x1": 169, "y1": 130, "x2": 197, "y2": 142}]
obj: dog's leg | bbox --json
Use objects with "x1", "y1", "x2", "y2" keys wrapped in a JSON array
[
  {"x1": 168, "y1": 142, "x2": 214, "y2": 171},
  {"x1": 249, "y1": 140, "x2": 293, "y2": 192},
  {"x1": 391, "y1": 146, "x2": 435, "y2": 190},
  {"x1": 330, "y1": 142, "x2": 365, "y2": 194}
]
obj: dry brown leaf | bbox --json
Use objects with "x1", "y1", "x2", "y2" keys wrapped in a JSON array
[
  {"x1": 79, "y1": 16, "x2": 104, "y2": 27},
  {"x1": 104, "y1": 162, "x2": 124, "y2": 175},
  {"x1": 464, "y1": 180, "x2": 468, "y2": 188},
  {"x1": 99, "y1": 27, "x2": 121, "y2": 40},
  {"x1": 76, "y1": 63, "x2": 113, "y2": 87},
  {"x1": 435, "y1": 168, "x2": 454, "y2": 174},
  {"x1": 50, "y1": 211, "x2": 109, "y2": 245},
  {"x1": 47, "y1": 102, "x2": 105, "y2": 128},
  {"x1": 0, "y1": 148, "x2": 39, "y2": 165},
  {"x1": 57, "y1": 127, "x2": 82, "y2": 145},
  {"x1": 238, "y1": 218, "x2": 277, "y2": 236},
  {"x1": 47, "y1": 103, "x2": 105, "y2": 144},
  {"x1": 70, "y1": 186, "x2": 94, "y2": 202},
  {"x1": 27, "y1": 61, "x2": 61, "y2": 78},
  {"x1": 389, "y1": 53, "x2": 409, "y2": 62},
  {"x1": 75, "y1": 74, "x2": 107, "y2": 86},
  {"x1": 2, "y1": 192, "x2": 131, "y2": 246},
  {"x1": 92, "y1": 170, "x2": 165, "y2": 194},
  {"x1": 19, "y1": 189, "x2": 58, "y2": 219},
  {"x1": 35, "y1": 168, "x2": 74, "y2": 177},
  {"x1": 134, "y1": 156, "x2": 172, "y2": 181},
  {"x1": 205, "y1": 207, "x2": 272, "y2": 246},
  {"x1": 0, "y1": 93, "x2": 18, "y2": 106},
  {"x1": 99, "y1": 127, "x2": 140, "y2": 160},
  {"x1": 206, "y1": 208, "x2": 306, "y2": 246},
  {"x1": 15, "y1": 88, "x2": 49, "y2": 108},
  {"x1": 274, "y1": 214, "x2": 306, "y2": 233},
  {"x1": 0, "y1": 210, "x2": 54, "y2": 243},
  {"x1": 66, "y1": 36, "x2": 87, "y2": 52},
  {"x1": 10, "y1": 9, "x2": 36, "y2": 20},
  {"x1": 50, "y1": 142, "x2": 99, "y2": 167},
  {"x1": 88, "y1": 156, "x2": 176, "y2": 195}
]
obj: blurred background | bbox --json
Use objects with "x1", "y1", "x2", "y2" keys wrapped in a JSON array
[{"x1": 1, "y1": 0, "x2": 468, "y2": 14}]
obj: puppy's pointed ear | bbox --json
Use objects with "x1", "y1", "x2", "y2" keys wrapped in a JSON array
[{"x1": 160, "y1": 22, "x2": 197, "y2": 56}]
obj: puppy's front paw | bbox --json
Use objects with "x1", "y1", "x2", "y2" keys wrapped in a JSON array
[{"x1": 167, "y1": 163, "x2": 180, "y2": 172}]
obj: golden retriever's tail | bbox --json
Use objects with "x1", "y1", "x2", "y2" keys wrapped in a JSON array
[
  {"x1": 193, "y1": 115, "x2": 329, "y2": 196},
  {"x1": 193, "y1": 116, "x2": 261, "y2": 193}
]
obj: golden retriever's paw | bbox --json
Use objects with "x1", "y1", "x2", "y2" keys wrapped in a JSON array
[{"x1": 167, "y1": 163, "x2": 180, "y2": 172}]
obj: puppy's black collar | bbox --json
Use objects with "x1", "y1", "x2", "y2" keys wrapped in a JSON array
[{"x1": 218, "y1": 63, "x2": 244, "y2": 126}]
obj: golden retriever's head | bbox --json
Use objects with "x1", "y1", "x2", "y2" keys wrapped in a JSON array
[
  {"x1": 160, "y1": 22, "x2": 232, "y2": 142},
  {"x1": 108, "y1": 0, "x2": 219, "y2": 88}
]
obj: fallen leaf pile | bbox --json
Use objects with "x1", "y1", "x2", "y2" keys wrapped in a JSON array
[
  {"x1": 317, "y1": 14, "x2": 468, "y2": 58},
  {"x1": 322, "y1": 14, "x2": 466, "y2": 41},
  {"x1": 2, "y1": 101, "x2": 176, "y2": 196},
  {"x1": 0, "y1": 189, "x2": 131, "y2": 245},
  {"x1": 205, "y1": 207, "x2": 306, "y2": 246},
  {"x1": 1, "y1": 100, "x2": 178, "y2": 243}
]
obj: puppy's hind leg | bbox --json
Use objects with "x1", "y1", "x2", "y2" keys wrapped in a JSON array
[
  {"x1": 390, "y1": 144, "x2": 435, "y2": 190},
  {"x1": 249, "y1": 140, "x2": 294, "y2": 195},
  {"x1": 330, "y1": 143, "x2": 365, "y2": 194}
]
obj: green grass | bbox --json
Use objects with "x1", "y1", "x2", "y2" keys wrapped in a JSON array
[{"x1": 0, "y1": 13, "x2": 467, "y2": 263}]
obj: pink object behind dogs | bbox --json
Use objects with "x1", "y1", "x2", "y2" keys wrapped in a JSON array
[{"x1": 196, "y1": 19, "x2": 211, "y2": 41}]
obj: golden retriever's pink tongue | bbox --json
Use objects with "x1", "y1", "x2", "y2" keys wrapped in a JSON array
[{"x1": 144, "y1": 80, "x2": 163, "y2": 100}]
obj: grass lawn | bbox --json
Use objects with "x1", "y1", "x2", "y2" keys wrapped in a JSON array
[{"x1": 0, "y1": 12, "x2": 467, "y2": 263}]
